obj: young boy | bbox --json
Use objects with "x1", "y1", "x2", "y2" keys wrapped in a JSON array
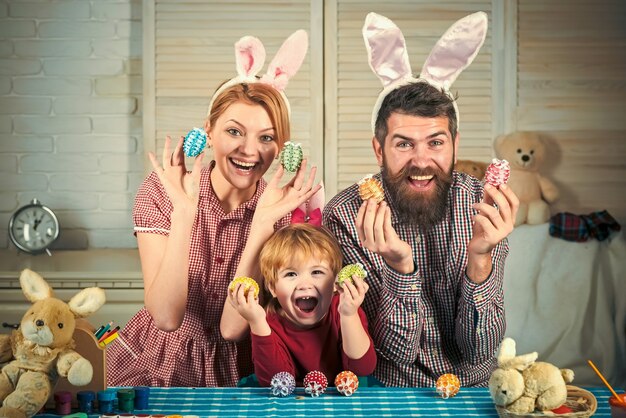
[{"x1": 227, "y1": 223, "x2": 376, "y2": 386}]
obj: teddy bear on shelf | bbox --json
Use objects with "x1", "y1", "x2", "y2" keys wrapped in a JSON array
[
  {"x1": 488, "y1": 337, "x2": 574, "y2": 414},
  {"x1": 494, "y1": 131, "x2": 559, "y2": 226},
  {"x1": 454, "y1": 159, "x2": 488, "y2": 181},
  {"x1": 0, "y1": 269, "x2": 105, "y2": 418}
]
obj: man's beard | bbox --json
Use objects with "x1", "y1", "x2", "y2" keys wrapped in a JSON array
[{"x1": 381, "y1": 156, "x2": 454, "y2": 231}]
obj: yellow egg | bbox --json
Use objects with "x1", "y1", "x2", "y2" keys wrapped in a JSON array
[
  {"x1": 228, "y1": 276, "x2": 259, "y2": 298},
  {"x1": 436, "y1": 373, "x2": 461, "y2": 399}
]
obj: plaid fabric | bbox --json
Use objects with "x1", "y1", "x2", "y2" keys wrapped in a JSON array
[
  {"x1": 106, "y1": 161, "x2": 289, "y2": 387},
  {"x1": 323, "y1": 172, "x2": 509, "y2": 388},
  {"x1": 33, "y1": 387, "x2": 614, "y2": 417},
  {"x1": 549, "y1": 210, "x2": 621, "y2": 242}
]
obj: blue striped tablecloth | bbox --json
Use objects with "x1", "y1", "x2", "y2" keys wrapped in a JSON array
[{"x1": 35, "y1": 386, "x2": 614, "y2": 417}]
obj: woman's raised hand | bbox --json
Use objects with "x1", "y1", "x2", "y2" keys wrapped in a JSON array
[
  {"x1": 253, "y1": 159, "x2": 321, "y2": 227},
  {"x1": 148, "y1": 135, "x2": 204, "y2": 212}
]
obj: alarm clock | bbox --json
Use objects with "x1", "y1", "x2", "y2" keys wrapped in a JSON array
[{"x1": 8, "y1": 198, "x2": 60, "y2": 255}]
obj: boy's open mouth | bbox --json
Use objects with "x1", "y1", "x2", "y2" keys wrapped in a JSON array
[{"x1": 295, "y1": 296, "x2": 319, "y2": 313}]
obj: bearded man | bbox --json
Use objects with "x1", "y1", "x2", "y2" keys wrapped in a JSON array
[
  {"x1": 324, "y1": 78, "x2": 519, "y2": 387},
  {"x1": 324, "y1": 11, "x2": 519, "y2": 388}
]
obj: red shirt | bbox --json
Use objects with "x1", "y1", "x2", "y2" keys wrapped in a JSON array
[{"x1": 251, "y1": 294, "x2": 377, "y2": 386}]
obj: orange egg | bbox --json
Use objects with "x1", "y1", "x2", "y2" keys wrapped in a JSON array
[
  {"x1": 435, "y1": 373, "x2": 461, "y2": 398},
  {"x1": 335, "y1": 371, "x2": 359, "y2": 396}
]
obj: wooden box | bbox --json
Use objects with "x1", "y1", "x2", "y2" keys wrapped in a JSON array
[{"x1": 46, "y1": 319, "x2": 107, "y2": 408}]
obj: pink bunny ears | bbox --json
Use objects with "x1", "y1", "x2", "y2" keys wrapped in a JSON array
[
  {"x1": 207, "y1": 30, "x2": 309, "y2": 117},
  {"x1": 363, "y1": 11, "x2": 488, "y2": 133}
]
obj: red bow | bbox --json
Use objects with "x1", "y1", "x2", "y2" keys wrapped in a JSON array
[{"x1": 291, "y1": 207, "x2": 322, "y2": 227}]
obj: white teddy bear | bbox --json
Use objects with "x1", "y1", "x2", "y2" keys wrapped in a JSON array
[{"x1": 488, "y1": 337, "x2": 574, "y2": 414}]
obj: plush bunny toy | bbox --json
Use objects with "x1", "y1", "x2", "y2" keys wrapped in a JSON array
[
  {"x1": 0, "y1": 269, "x2": 105, "y2": 418},
  {"x1": 488, "y1": 337, "x2": 575, "y2": 414}
]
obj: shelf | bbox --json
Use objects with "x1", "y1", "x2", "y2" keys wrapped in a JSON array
[{"x1": 0, "y1": 249, "x2": 142, "y2": 286}]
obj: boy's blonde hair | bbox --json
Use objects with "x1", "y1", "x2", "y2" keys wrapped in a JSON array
[{"x1": 260, "y1": 223, "x2": 343, "y2": 314}]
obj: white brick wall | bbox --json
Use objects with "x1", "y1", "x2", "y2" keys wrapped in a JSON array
[{"x1": 0, "y1": 0, "x2": 143, "y2": 250}]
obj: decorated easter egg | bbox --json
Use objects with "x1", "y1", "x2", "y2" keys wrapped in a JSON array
[
  {"x1": 484, "y1": 158, "x2": 510, "y2": 188},
  {"x1": 280, "y1": 141, "x2": 303, "y2": 172},
  {"x1": 303, "y1": 370, "x2": 328, "y2": 397},
  {"x1": 334, "y1": 371, "x2": 359, "y2": 397},
  {"x1": 183, "y1": 127, "x2": 207, "y2": 157},
  {"x1": 336, "y1": 263, "x2": 367, "y2": 286},
  {"x1": 358, "y1": 174, "x2": 384, "y2": 203},
  {"x1": 228, "y1": 276, "x2": 260, "y2": 298},
  {"x1": 436, "y1": 373, "x2": 461, "y2": 399},
  {"x1": 270, "y1": 371, "x2": 296, "y2": 397}
]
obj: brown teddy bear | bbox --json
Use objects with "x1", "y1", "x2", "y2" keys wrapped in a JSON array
[
  {"x1": 454, "y1": 159, "x2": 488, "y2": 180},
  {"x1": 494, "y1": 131, "x2": 559, "y2": 226},
  {"x1": 0, "y1": 269, "x2": 105, "y2": 418}
]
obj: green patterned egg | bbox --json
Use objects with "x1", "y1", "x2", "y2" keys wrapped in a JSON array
[
  {"x1": 280, "y1": 141, "x2": 303, "y2": 172},
  {"x1": 336, "y1": 263, "x2": 367, "y2": 285}
]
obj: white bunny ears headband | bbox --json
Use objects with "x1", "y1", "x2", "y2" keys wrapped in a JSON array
[
  {"x1": 207, "y1": 30, "x2": 308, "y2": 118},
  {"x1": 363, "y1": 11, "x2": 488, "y2": 133}
]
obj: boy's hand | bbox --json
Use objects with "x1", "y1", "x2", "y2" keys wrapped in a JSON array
[
  {"x1": 337, "y1": 276, "x2": 369, "y2": 317},
  {"x1": 227, "y1": 283, "x2": 266, "y2": 325}
]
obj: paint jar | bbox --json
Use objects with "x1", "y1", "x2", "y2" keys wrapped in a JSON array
[
  {"x1": 54, "y1": 391, "x2": 72, "y2": 415},
  {"x1": 117, "y1": 388, "x2": 135, "y2": 413},
  {"x1": 134, "y1": 386, "x2": 150, "y2": 410},
  {"x1": 76, "y1": 390, "x2": 95, "y2": 413},
  {"x1": 98, "y1": 389, "x2": 116, "y2": 414}
]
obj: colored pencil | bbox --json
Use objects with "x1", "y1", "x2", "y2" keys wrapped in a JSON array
[
  {"x1": 98, "y1": 326, "x2": 120, "y2": 343},
  {"x1": 95, "y1": 321, "x2": 113, "y2": 339},
  {"x1": 93, "y1": 325, "x2": 105, "y2": 337},
  {"x1": 99, "y1": 331, "x2": 119, "y2": 348}
]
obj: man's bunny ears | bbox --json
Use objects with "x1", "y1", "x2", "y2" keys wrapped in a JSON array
[
  {"x1": 363, "y1": 11, "x2": 488, "y2": 133},
  {"x1": 207, "y1": 30, "x2": 308, "y2": 117}
]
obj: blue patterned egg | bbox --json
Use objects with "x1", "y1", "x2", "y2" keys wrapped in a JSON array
[{"x1": 183, "y1": 128, "x2": 207, "y2": 157}]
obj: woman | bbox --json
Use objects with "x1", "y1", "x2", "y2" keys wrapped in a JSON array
[{"x1": 106, "y1": 30, "x2": 315, "y2": 387}]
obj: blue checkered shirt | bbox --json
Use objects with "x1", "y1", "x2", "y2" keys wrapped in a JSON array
[{"x1": 323, "y1": 171, "x2": 508, "y2": 387}]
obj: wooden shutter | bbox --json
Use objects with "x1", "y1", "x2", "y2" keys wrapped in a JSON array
[
  {"x1": 517, "y1": 0, "x2": 626, "y2": 221},
  {"x1": 325, "y1": 0, "x2": 494, "y2": 195}
]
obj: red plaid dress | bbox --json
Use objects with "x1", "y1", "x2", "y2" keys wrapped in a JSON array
[{"x1": 106, "y1": 161, "x2": 288, "y2": 387}]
